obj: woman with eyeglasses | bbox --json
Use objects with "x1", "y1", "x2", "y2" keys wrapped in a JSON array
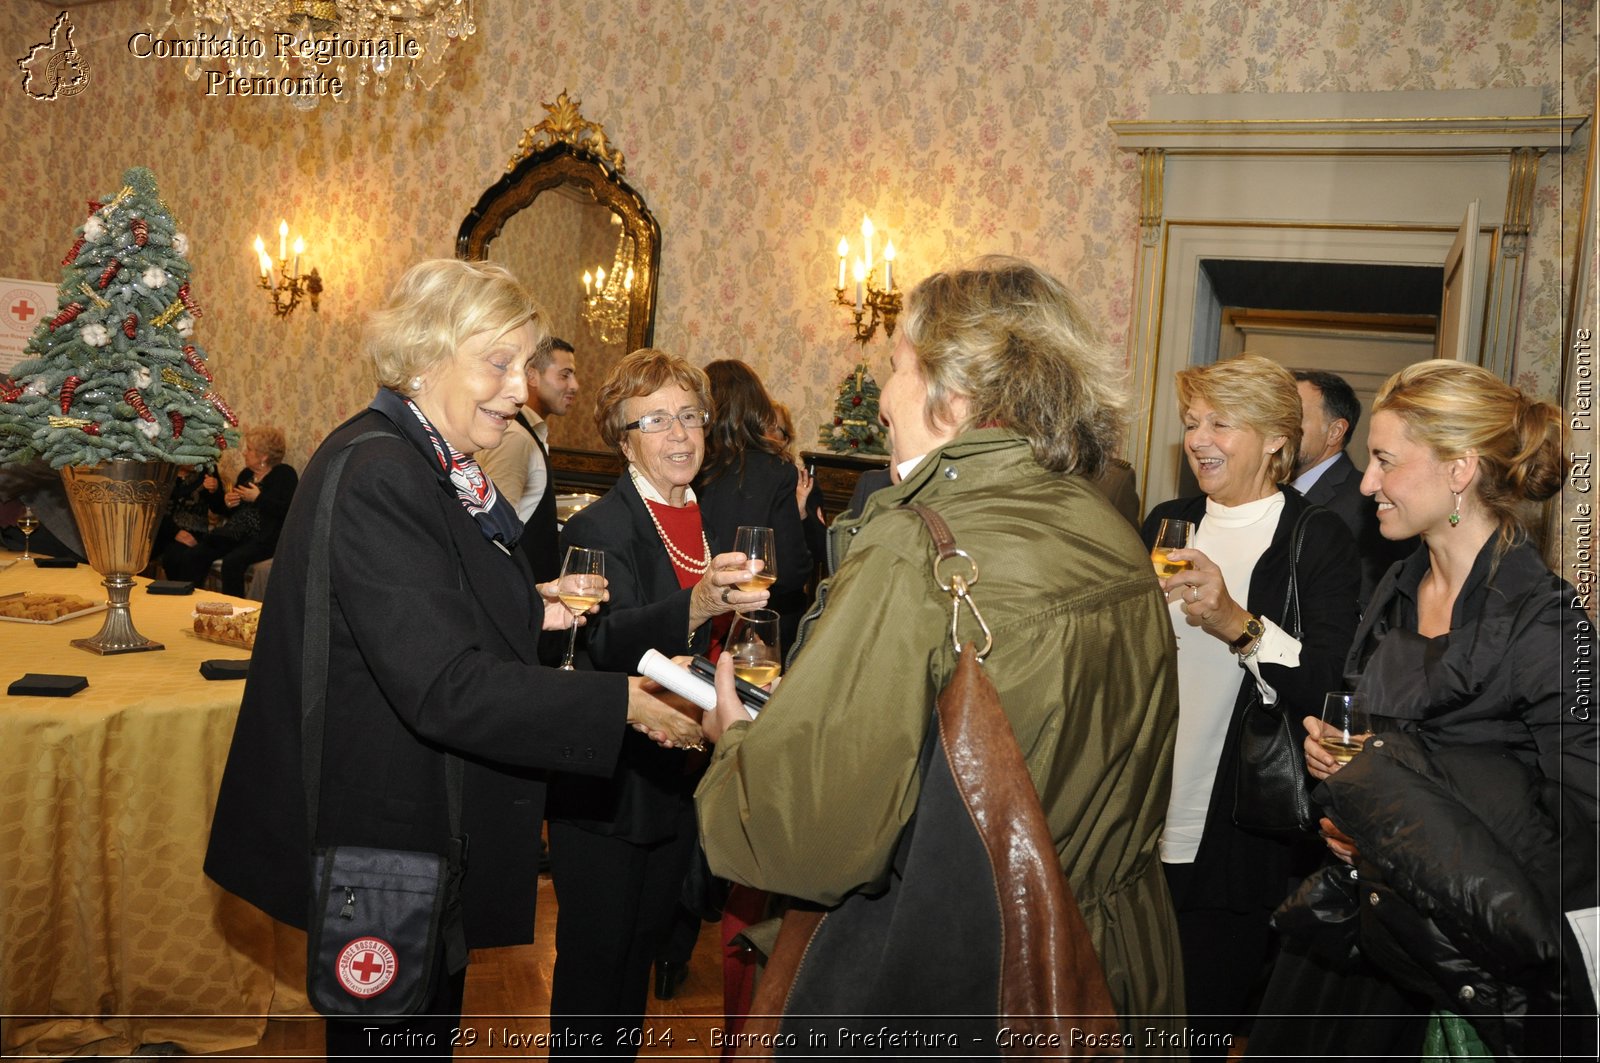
[{"x1": 547, "y1": 348, "x2": 769, "y2": 1058}]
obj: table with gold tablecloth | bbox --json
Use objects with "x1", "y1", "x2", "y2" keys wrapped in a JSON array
[{"x1": 0, "y1": 554, "x2": 306, "y2": 1057}]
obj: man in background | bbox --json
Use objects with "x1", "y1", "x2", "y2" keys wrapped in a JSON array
[
  {"x1": 479, "y1": 336, "x2": 579, "y2": 583},
  {"x1": 1292, "y1": 368, "x2": 1413, "y2": 605}
]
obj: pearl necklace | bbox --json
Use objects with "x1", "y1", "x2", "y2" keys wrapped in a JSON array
[{"x1": 633, "y1": 468, "x2": 710, "y2": 575}]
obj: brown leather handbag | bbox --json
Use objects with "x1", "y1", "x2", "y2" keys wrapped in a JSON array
[{"x1": 740, "y1": 504, "x2": 1121, "y2": 1058}]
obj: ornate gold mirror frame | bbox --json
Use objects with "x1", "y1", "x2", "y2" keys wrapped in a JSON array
[{"x1": 457, "y1": 93, "x2": 660, "y2": 455}]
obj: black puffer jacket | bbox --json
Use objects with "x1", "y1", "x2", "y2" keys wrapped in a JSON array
[
  {"x1": 1297, "y1": 735, "x2": 1591, "y2": 1038},
  {"x1": 1271, "y1": 536, "x2": 1598, "y2": 1054}
]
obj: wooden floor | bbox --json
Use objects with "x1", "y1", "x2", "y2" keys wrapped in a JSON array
[{"x1": 217, "y1": 874, "x2": 727, "y2": 1060}]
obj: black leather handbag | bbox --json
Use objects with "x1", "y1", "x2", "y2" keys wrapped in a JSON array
[
  {"x1": 741, "y1": 504, "x2": 1120, "y2": 1057},
  {"x1": 299, "y1": 433, "x2": 468, "y2": 1020},
  {"x1": 1231, "y1": 506, "x2": 1323, "y2": 836}
]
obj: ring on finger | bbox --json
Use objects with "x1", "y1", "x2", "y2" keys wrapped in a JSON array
[
  {"x1": 720, "y1": 586, "x2": 733, "y2": 604},
  {"x1": 1189, "y1": 586, "x2": 1200, "y2": 603}
]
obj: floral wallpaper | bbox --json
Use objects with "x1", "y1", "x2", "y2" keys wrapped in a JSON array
[{"x1": 0, "y1": 0, "x2": 1591, "y2": 472}]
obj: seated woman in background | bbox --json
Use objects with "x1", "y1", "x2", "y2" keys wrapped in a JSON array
[
  {"x1": 697, "y1": 255, "x2": 1185, "y2": 1043},
  {"x1": 161, "y1": 425, "x2": 298, "y2": 596},
  {"x1": 147, "y1": 462, "x2": 214, "y2": 570},
  {"x1": 1249, "y1": 361, "x2": 1598, "y2": 1061},
  {"x1": 1142, "y1": 354, "x2": 1359, "y2": 1054},
  {"x1": 694, "y1": 360, "x2": 813, "y2": 645},
  {"x1": 550, "y1": 348, "x2": 768, "y2": 1059}
]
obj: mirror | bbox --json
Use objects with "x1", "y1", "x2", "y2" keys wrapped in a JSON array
[{"x1": 458, "y1": 92, "x2": 660, "y2": 453}]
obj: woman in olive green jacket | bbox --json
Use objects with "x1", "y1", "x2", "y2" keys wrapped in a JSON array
[{"x1": 696, "y1": 257, "x2": 1185, "y2": 1042}]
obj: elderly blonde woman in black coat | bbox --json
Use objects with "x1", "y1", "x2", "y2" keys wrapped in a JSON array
[{"x1": 203, "y1": 260, "x2": 698, "y2": 1059}]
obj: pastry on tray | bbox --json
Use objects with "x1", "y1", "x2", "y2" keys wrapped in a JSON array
[{"x1": 192, "y1": 604, "x2": 260, "y2": 649}]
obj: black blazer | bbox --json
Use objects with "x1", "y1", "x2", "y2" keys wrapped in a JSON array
[
  {"x1": 553, "y1": 470, "x2": 717, "y2": 843},
  {"x1": 1142, "y1": 487, "x2": 1360, "y2": 910},
  {"x1": 204, "y1": 410, "x2": 627, "y2": 948},
  {"x1": 695, "y1": 450, "x2": 813, "y2": 647},
  {"x1": 843, "y1": 467, "x2": 894, "y2": 522},
  {"x1": 1301, "y1": 451, "x2": 1414, "y2": 606}
]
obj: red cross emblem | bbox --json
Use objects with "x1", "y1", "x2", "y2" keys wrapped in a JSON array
[
  {"x1": 3, "y1": 288, "x2": 44, "y2": 333},
  {"x1": 336, "y1": 937, "x2": 398, "y2": 998}
]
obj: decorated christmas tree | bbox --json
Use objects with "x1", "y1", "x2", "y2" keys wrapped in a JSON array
[
  {"x1": 0, "y1": 166, "x2": 237, "y2": 468},
  {"x1": 818, "y1": 363, "x2": 887, "y2": 454}
]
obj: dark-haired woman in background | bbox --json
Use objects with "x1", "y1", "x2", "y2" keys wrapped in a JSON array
[
  {"x1": 767, "y1": 400, "x2": 828, "y2": 582},
  {"x1": 1249, "y1": 361, "x2": 1598, "y2": 1060},
  {"x1": 695, "y1": 359, "x2": 813, "y2": 646}
]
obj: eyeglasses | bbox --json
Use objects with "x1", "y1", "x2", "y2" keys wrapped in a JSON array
[{"x1": 624, "y1": 409, "x2": 710, "y2": 434}]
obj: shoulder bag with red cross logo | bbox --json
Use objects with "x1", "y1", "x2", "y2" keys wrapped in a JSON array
[{"x1": 300, "y1": 432, "x2": 468, "y2": 1020}]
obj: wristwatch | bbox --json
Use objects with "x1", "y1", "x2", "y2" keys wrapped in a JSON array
[{"x1": 1229, "y1": 614, "x2": 1265, "y2": 653}]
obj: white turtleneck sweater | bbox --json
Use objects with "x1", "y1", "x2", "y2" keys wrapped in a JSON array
[{"x1": 1160, "y1": 490, "x2": 1302, "y2": 864}]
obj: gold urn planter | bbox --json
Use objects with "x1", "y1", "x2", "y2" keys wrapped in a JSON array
[{"x1": 59, "y1": 459, "x2": 177, "y2": 655}]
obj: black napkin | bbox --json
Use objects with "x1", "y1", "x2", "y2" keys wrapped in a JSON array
[
  {"x1": 9, "y1": 673, "x2": 89, "y2": 696},
  {"x1": 33, "y1": 557, "x2": 79, "y2": 568},
  {"x1": 199, "y1": 659, "x2": 250, "y2": 681},
  {"x1": 147, "y1": 580, "x2": 194, "y2": 595}
]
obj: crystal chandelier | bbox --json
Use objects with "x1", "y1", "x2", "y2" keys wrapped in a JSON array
[
  {"x1": 154, "y1": 1, "x2": 476, "y2": 104},
  {"x1": 581, "y1": 226, "x2": 636, "y2": 345}
]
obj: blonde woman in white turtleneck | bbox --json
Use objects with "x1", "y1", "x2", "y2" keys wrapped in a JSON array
[{"x1": 1140, "y1": 354, "x2": 1361, "y2": 1056}]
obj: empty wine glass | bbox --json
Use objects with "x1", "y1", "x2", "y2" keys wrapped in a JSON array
[
  {"x1": 15, "y1": 504, "x2": 38, "y2": 561},
  {"x1": 555, "y1": 546, "x2": 605, "y2": 672},
  {"x1": 726, "y1": 608, "x2": 781, "y2": 686},
  {"x1": 732, "y1": 526, "x2": 776, "y2": 600}
]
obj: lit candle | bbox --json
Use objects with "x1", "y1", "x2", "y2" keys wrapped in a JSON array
[
  {"x1": 837, "y1": 237, "x2": 849, "y2": 290},
  {"x1": 861, "y1": 216, "x2": 874, "y2": 275},
  {"x1": 583, "y1": 270, "x2": 593, "y2": 295},
  {"x1": 884, "y1": 240, "x2": 895, "y2": 291},
  {"x1": 853, "y1": 260, "x2": 865, "y2": 312},
  {"x1": 253, "y1": 236, "x2": 267, "y2": 277},
  {"x1": 624, "y1": 267, "x2": 634, "y2": 291},
  {"x1": 595, "y1": 266, "x2": 606, "y2": 292},
  {"x1": 292, "y1": 237, "x2": 305, "y2": 281},
  {"x1": 278, "y1": 220, "x2": 288, "y2": 263}
]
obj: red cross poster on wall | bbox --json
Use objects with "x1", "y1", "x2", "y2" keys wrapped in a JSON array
[{"x1": 0, "y1": 278, "x2": 57, "y2": 373}]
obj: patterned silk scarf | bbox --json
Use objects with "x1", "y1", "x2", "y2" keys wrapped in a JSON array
[{"x1": 369, "y1": 388, "x2": 524, "y2": 548}]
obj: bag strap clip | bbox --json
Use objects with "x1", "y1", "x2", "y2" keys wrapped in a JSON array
[{"x1": 907, "y1": 503, "x2": 993, "y2": 661}]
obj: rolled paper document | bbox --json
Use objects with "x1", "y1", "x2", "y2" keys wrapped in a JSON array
[
  {"x1": 637, "y1": 648, "x2": 717, "y2": 711},
  {"x1": 637, "y1": 648, "x2": 759, "y2": 720}
]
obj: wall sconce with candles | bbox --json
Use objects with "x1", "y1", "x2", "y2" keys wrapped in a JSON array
[
  {"x1": 834, "y1": 215, "x2": 900, "y2": 344},
  {"x1": 251, "y1": 220, "x2": 321, "y2": 318}
]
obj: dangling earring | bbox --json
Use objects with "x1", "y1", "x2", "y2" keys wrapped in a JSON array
[
  {"x1": 1449, "y1": 492, "x2": 1461, "y2": 527},
  {"x1": 409, "y1": 376, "x2": 423, "y2": 393}
]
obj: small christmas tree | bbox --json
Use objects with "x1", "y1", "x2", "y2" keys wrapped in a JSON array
[
  {"x1": 818, "y1": 363, "x2": 887, "y2": 455},
  {"x1": 0, "y1": 166, "x2": 237, "y2": 468}
]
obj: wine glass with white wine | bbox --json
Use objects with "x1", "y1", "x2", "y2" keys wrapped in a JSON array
[
  {"x1": 1319, "y1": 692, "x2": 1371, "y2": 766},
  {"x1": 15, "y1": 504, "x2": 38, "y2": 561},
  {"x1": 1150, "y1": 518, "x2": 1194, "y2": 579},
  {"x1": 732, "y1": 526, "x2": 776, "y2": 602},
  {"x1": 726, "y1": 608, "x2": 782, "y2": 687},
  {"x1": 555, "y1": 546, "x2": 605, "y2": 672}
]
